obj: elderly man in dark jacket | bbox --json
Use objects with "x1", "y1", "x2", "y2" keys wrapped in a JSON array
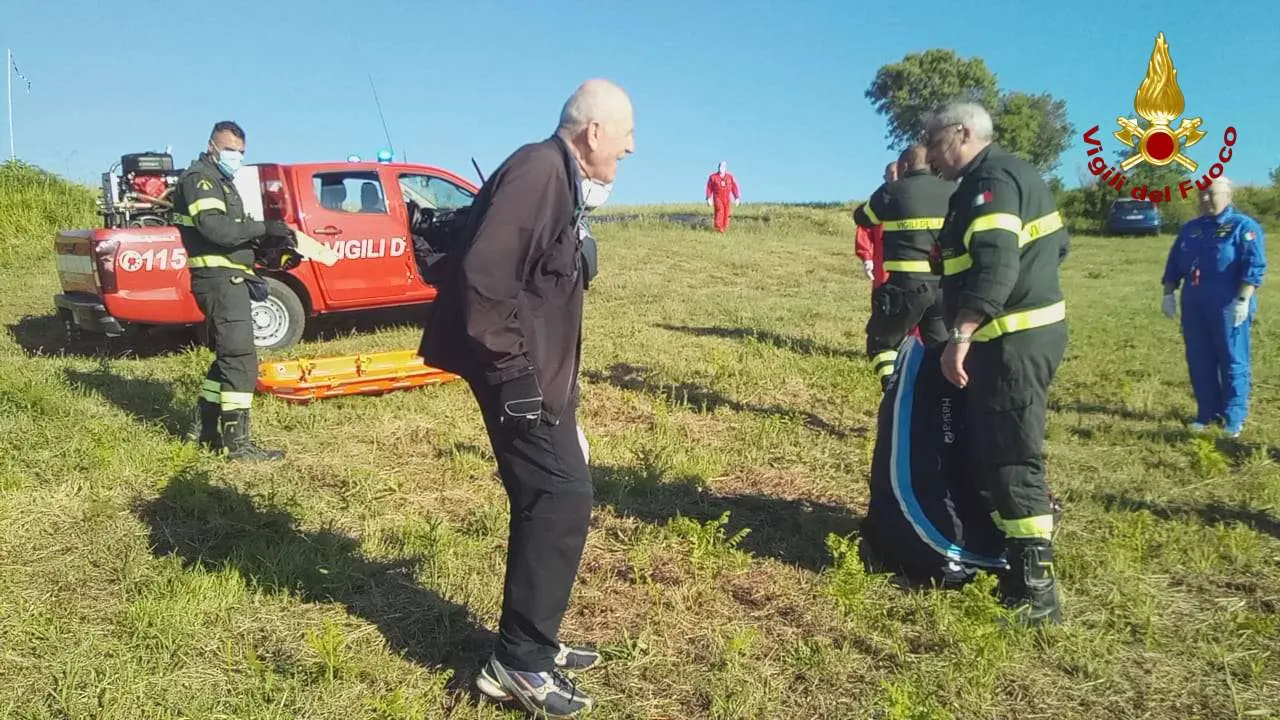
[{"x1": 419, "y1": 78, "x2": 633, "y2": 718}]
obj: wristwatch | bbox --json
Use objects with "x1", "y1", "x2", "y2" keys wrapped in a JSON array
[{"x1": 948, "y1": 328, "x2": 971, "y2": 344}]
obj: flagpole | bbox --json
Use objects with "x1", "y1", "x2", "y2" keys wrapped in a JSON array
[{"x1": 7, "y1": 47, "x2": 14, "y2": 160}]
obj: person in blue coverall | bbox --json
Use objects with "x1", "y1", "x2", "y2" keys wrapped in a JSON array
[{"x1": 1162, "y1": 178, "x2": 1267, "y2": 437}]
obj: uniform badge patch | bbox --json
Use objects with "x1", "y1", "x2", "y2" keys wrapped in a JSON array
[
  {"x1": 1246, "y1": 230, "x2": 1257, "y2": 241},
  {"x1": 973, "y1": 190, "x2": 993, "y2": 207},
  {"x1": 197, "y1": 179, "x2": 213, "y2": 191}
]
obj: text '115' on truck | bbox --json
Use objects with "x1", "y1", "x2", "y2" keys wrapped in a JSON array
[{"x1": 54, "y1": 151, "x2": 480, "y2": 349}]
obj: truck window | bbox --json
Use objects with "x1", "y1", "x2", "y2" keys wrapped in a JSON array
[
  {"x1": 398, "y1": 173, "x2": 474, "y2": 210},
  {"x1": 312, "y1": 172, "x2": 389, "y2": 214}
]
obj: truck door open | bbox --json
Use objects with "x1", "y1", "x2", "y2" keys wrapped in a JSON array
[
  {"x1": 395, "y1": 171, "x2": 476, "y2": 285},
  {"x1": 296, "y1": 168, "x2": 412, "y2": 305}
]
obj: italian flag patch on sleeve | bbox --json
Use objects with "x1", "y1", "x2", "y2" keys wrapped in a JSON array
[
  {"x1": 973, "y1": 190, "x2": 994, "y2": 207},
  {"x1": 1246, "y1": 230, "x2": 1257, "y2": 241}
]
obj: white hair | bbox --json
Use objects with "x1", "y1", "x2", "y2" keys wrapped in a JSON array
[
  {"x1": 557, "y1": 78, "x2": 632, "y2": 136},
  {"x1": 1207, "y1": 176, "x2": 1233, "y2": 195},
  {"x1": 926, "y1": 101, "x2": 994, "y2": 142}
]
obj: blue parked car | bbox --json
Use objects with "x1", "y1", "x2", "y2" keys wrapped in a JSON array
[{"x1": 1105, "y1": 198, "x2": 1161, "y2": 236}]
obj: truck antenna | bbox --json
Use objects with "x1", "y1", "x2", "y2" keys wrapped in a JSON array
[
  {"x1": 472, "y1": 157, "x2": 486, "y2": 185},
  {"x1": 367, "y1": 71, "x2": 397, "y2": 161}
]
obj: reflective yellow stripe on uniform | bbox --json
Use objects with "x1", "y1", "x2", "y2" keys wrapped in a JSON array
[
  {"x1": 995, "y1": 513, "x2": 1055, "y2": 540},
  {"x1": 860, "y1": 202, "x2": 881, "y2": 225},
  {"x1": 943, "y1": 211, "x2": 1063, "y2": 275},
  {"x1": 201, "y1": 379, "x2": 222, "y2": 404},
  {"x1": 882, "y1": 260, "x2": 934, "y2": 273},
  {"x1": 881, "y1": 217, "x2": 944, "y2": 231},
  {"x1": 188, "y1": 197, "x2": 227, "y2": 215},
  {"x1": 187, "y1": 255, "x2": 256, "y2": 274},
  {"x1": 872, "y1": 349, "x2": 898, "y2": 377},
  {"x1": 220, "y1": 391, "x2": 254, "y2": 412},
  {"x1": 174, "y1": 213, "x2": 195, "y2": 227},
  {"x1": 971, "y1": 300, "x2": 1066, "y2": 343},
  {"x1": 1021, "y1": 212, "x2": 1064, "y2": 242}
]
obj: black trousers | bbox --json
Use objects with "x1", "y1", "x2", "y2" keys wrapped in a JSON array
[
  {"x1": 962, "y1": 322, "x2": 1067, "y2": 541},
  {"x1": 191, "y1": 268, "x2": 257, "y2": 411},
  {"x1": 866, "y1": 273, "x2": 947, "y2": 379},
  {"x1": 469, "y1": 377, "x2": 593, "y2": 673}
]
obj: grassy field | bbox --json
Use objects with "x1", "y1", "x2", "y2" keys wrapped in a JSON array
[{"x1": 1, "y1": 163, "x2": 1278, "y2": 719}]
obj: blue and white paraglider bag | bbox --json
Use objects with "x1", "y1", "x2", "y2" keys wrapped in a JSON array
[{"x1": 859, "y1": 335, "x2": 1007, "y2": 586}]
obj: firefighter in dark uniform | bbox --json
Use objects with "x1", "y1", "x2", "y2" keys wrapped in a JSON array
[
  {"x1": 173, "y1": 121, "x2": 298, "y2": 461},
  {"x1": 852, "y1": 145, "x2": 953, "y2": 388},
  {"x1": 926, "y1": 102, "x2": 1070, "y2": 625}
]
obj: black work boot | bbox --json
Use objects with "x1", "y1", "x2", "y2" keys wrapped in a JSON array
[
  {"x1": 219, "y1": 409, "x2": 285, "y2": 462},
  {"x1": 196, "y1": 398, "x2": 223, "y2": 450},
  {"x1": 999, "y1": 539, "x2": 1063, "y2": 626}
]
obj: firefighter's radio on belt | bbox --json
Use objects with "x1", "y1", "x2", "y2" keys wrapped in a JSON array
[{"x1": 98, "y1": 151, "x2": 181, "y2": 229}]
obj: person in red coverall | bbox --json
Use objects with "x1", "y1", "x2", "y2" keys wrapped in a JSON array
[
  {"x1": 854, "y1": 162, "x2": 898, "y2": 286},
  {"x1": 706, "y1": 161, "x2": 741, "y2": 232},
  {"x1": 854, "y1": 162, "x2": 921, "y2": 339}
]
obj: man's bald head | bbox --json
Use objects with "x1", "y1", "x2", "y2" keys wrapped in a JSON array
[
  {"x1": 557, "y1": 79, "x2": 632, "y2": 136},
  {"x1": 557, "y1": 78, "x2": 635, "y2": 184},
  {"x1": 884, "y1": 162, "x2": 899, "y2": 183},
  {"x1": 899, "y1": 145, "x2": 929, "y2": 173}
]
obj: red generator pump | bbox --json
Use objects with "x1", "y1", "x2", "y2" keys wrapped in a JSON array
[{"x1": 99, "y1": 151, "x2": 181, "y2": 228}]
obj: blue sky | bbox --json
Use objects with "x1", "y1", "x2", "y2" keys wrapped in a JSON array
[{"x1": 2, "y1": 0, "x2": 1276, "y2": 206}]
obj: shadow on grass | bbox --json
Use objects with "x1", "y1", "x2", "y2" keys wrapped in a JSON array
[
  {"x1": 7, "y1": 303, "x2": 431, "y2": 360},
  {"x1": 64, "y1": 365, "x2": 190, "y2": 439},
  {"x1": 1110, "y1": 425, "x2": 1267, "y2": 469},
  {"x1": 135, "y1": 468, "x2": 494, "y2": 699},
  {"x1": 1096, "y1": 493, "x2": 1280, "y2": 540},
  {"x1": 1048, "y1": 400, "x2": 1175, "y2": 424},
  {"x1": 655, "y1": 323, "x2": 860, "y2": 360},
  {"x1": 591, "y1": 463, "x2": 862, "y2": 572},
  {"x1": 583, "y1": 362, "x2": 865, "y2": 439},
  {"x1": 8, "y1": 313, "x2": 198, "y2": 359}
]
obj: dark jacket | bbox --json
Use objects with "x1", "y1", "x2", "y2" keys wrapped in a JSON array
[
  {"x1": 853, "y1": 168, "x2": 954, "y2": 275},
  {"x1": 937, "y1": 143, "x2": 1069, "y2": 332},
  {"x1": 172, "y1": 153, "x2": 265, "y2": 269},
  {"x1": 419, "y1": 135, "x2": 586, "y2": 425}
]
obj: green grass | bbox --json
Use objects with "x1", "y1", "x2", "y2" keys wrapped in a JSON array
[{"x1": 2, "y1": 160, "x2": 1279, "y2": 719}]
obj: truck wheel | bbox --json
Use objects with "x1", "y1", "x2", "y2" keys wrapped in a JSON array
[{"x1": 250, "y1": 277, "x2": 306, "y2": 350}]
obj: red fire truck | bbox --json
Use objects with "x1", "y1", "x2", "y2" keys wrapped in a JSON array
[{"x1": 53, "y1": 151, "x2": 479, "y2": 350}]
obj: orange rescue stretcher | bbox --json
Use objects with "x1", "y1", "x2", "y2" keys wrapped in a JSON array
[{"x1": 256, "y1": 349, "x2": 459, "y2": 403}]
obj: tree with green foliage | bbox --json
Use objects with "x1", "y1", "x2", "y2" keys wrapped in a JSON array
[
  {"x1": 864, "y1": 49, "x2": 999, "y2": 151},
  {"x1": 993, "y1": 92, "x2": 1074, "y2": 175},
  {"x1": 865, "y1": 50, "x2": 1074, "y2": 177}
]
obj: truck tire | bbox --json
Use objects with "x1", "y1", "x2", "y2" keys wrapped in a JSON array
[{"x1": 250, "y1": 276, "x2": 306, "y2": 350}]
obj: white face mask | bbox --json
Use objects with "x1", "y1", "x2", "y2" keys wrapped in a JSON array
[
  {"x1": 216, "y1": 148, "x2": 244, "y2": 177},
  {"x1": 580, "y1": 178, "x2": 613, "y2": 209}
]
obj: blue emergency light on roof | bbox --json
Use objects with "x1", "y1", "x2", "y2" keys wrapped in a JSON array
[
  {"x1": 347, "y1": 154, "x2": 361, "y2": 162},
  {"x1": 377, "y1": 149, "x2": 394, "y2": 163}
]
